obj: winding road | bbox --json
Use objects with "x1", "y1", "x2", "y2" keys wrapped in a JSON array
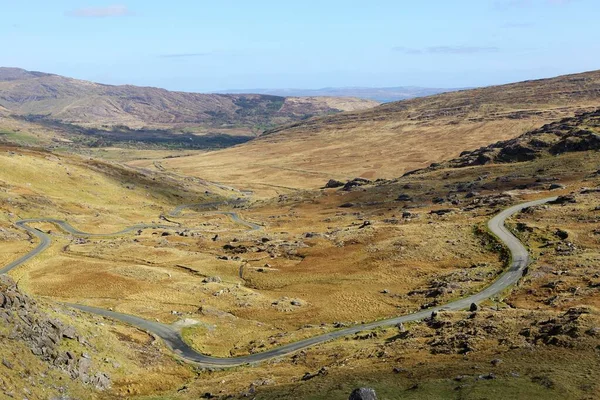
[{"x1": 1, "y1": 196, "x2": 556, "y2": 367}]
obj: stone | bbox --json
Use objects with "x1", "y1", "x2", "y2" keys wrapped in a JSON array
[
  {"x1": 90, "y1": 372, "x2": 111, "y2": 391},
  {"x1": 430, "y1": 209, "x2": 455, "y2": 216},
  {"x1": 349, "y1": 388, "x2": 377, "y2": 400},
  {"x1": 62, "y1": 325, "x2": 77, "y2": 340},
  {"x1": 324, "y1": 179, "x2": 344, "y2": 189},
  {"x1": 358, "y1": 221, "x2": 371, "y2": 229},
  {"x1": 549, "y1": 183, "x2": 565, "y2": 190},
  {"x1": 549, "y1": 195, "x2": 576, "y2": 205}
]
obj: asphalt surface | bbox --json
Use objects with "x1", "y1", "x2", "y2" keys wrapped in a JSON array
[{"x1": 2, "y1": 196, "x2": 556, "y2": 367}]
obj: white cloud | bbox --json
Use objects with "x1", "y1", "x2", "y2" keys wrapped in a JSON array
[{"x1": 66, "y1": 5, "x2": 133, "y2": 18}]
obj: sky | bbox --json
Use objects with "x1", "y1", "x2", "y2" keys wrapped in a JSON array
[{"x1": 1, "y1": 0, "x2": 598, "y2": 92}]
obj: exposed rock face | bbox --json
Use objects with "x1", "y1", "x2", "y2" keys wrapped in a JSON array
[{"x1": 0, "y1": 274, "x2": 110, "y2": 391}]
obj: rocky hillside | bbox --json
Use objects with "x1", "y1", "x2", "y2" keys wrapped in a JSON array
[
  {"x1": 427, "y1": 109, "x2": 600, "y2": 170},
  {"x1": 0, "y1": 68, "x2": 378, "y2": 131},
  {"x1": 0, "y1": 274, "x2": 110, "y2": 398}
]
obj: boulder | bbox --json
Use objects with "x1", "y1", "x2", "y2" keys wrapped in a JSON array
[
  {"x1": 324, "y1": 179, "x2": 344, "y2": 189},
  {"x1": 550, "y1": 195, "x2": 576, "y2": 205},
  {"x1": 349, "y1": 388, "x2": 377, "y2": 400}
]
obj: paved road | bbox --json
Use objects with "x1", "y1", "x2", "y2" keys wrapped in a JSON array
[{"x1": 2, "y1": 197, "x2": 556, "y2": 367}]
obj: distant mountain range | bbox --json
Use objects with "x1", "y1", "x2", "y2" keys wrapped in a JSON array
[
  {"x1": 0, "y1": 67, "x2": 378, "y2": 132},
  {"x1": 217, "y1": 86, "x2": 467, "y2": 103}
]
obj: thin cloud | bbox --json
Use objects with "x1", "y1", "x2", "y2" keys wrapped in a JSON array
[
  {"x1": 391, "y1": 46, "x2": 423, "y2": 55},
  {"x1": 429, "y1": 46, "x2": 500, "y2": 54},
  {"x1": 66, "y1": 5, "x2": 133, "y2": 18},
  {"x1": 494, "y1": 0, "x2": 578, "y2": 9},
  {"x1": 159, "y1": 53, "x2": 213, "y2": 59},
  {"x1": 393, "y1": 46, "x2": 499, "y2": 55},
  {"x1": 502, "y1": 22, "x2": 535, "y2": 28}
]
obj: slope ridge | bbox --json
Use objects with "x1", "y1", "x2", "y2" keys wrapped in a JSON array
[
  {"x1": 0, "y1": 68, "x2": 378, "y2": 131},
  {"x1": 142, "y1": 70, "x2": 600, "y2": 195}
]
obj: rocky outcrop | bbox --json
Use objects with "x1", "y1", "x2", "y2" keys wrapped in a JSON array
[
  {"x1": 407, "y1": 109, "x2": 600, "y2": 174},
  {"x1": 0, "y1": 274, "x2": 110, "y2": 391}
]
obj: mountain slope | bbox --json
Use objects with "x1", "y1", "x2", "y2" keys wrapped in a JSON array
[
  {"x1": 141, "y1": 70, "x2": 600, "y2": 195},
  {"x1": 0, "y1": 68, "x2": 378, "y2": 131}
]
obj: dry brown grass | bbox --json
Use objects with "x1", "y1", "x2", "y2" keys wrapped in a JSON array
[{"x1": 128, "y1": 70, "x2": 600, "y2": 196}]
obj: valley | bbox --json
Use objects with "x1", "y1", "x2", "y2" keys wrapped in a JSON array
[{"x1": 1, "y1": 71, "x2": 600, "y2": 399}]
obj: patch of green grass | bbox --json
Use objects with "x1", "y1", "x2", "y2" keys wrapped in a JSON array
[
  {"x1": 257, "y1": 376, "x2": 568, "y2": 400},
  {"x1": 0, "y1": 129, "x2": 41, "y2": 145}
]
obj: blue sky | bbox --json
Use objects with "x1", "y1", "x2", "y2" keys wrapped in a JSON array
[{"x1": 2, "y1": 0, "x2": 598, "y2": 92}]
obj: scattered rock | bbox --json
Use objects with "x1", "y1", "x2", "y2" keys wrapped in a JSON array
[
  {"x1": 301, "y1": 367, "x2": 328, "y2": 381},
  {"x1": 343, "y1": 178, "x2": 372, "y2": 191},
  {"x1": 580, "y1": 187, "x2": 600, "y2": 194},
  {"x1": 202, "y1": 276, "x2": 222, "y2": 284}
]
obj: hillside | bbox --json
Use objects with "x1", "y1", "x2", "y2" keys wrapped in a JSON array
[
  {"x1": 2, "y1": 107, "x2": 600, "y2": 399},
  {"x1": 0, "y1": 67, "x2": 378, "y2": 132},
  {"x1": 138, "y1": 69, "x2": 600, "y2": 195}
]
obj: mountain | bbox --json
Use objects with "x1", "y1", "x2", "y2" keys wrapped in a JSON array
[
  {"x1": 140, "y1": 69, "x2": 600, "y2": 196},
  {"x1": 0, "y1": 68, "x2": 378, "y2": 132},
  {"x1": 217, "y1": 86, "x2": 465, "y2": 103}
]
